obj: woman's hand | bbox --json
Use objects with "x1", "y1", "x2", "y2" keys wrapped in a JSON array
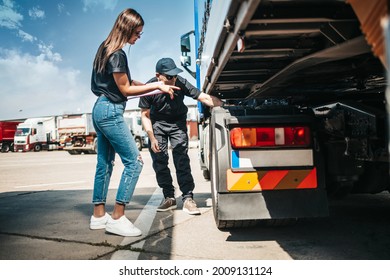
[{"x1": 158, "y1": 84, "x2": 180, "y2": 100}]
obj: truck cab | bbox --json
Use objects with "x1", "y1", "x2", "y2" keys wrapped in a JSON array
[
  {"x1": 14, "y1": 123, "x2": 45, "y2": 152},
  {"x1": 14, "y1": 117, "x2": 59, "y2": 152}
]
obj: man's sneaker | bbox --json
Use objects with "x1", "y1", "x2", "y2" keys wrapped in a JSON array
[
  {"x1": 157, "y1": 197, "x2": 177, "y2": 212},
  {"x1": 106, "y1": 215, "x2": 142, "y2": 237},
  {"x1": 90, "y1": 212, "x2": 110, "y2": 230},
  {"x1": 183, "y1": 198, "x2": 201, "y2": 215}
]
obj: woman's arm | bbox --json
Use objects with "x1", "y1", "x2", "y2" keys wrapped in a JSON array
[
  {"x1": 114, "y1": 73, "x2": 179, "y2": 99},
  {"x1": 130, "y1": 79, "x2": 145, "y2": 86}
]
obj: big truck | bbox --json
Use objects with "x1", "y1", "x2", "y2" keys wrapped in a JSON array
[
  {"x1": 180, "y1": 0, "x2": 389, "y2": 229},
  {"x1": 124, "y1": 111, "x2": 149, "y2": 151},
  {"x1": 0, "y1": 121, "x2": 22, "y2": 153},
  {"x1": 14, "y1": 117, "x2": 60, "y2": 152},
  {"x1": 58, "y1": 113, "x2": 97, "y2": 155},
  {"x1": 60, "y1": 112, "x2": 148, "y2": 155}
]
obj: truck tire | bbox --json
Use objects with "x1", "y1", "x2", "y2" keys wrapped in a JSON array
[
  {"x1": 67, "y1": 150, "x2": 82, "y2": 155},
  {"x1": 135, "y1": 137, "x2": 142, "y2": 151},
  {"x1": 209, "y1": 124, "x2": 225, "y2": 229},
  {"x1": 203, "y1": 170, "x2": 210, "y2": 180},
  {"x1": 33, "y1": 144, "x2": 42, "y2": 152},
  {"x1": 209, "y1": 108, "x2": 289, "y2": 230},
  {"x1": 93, "y1": 138, "x2": 98, "y2": 154},
  {"x1": 1, "y1": 143, "x2": 10, "y2": 153},
  {"x1": 210, "y1": 129, "x2": 250, "y2": 229},
  {"x1": 210, "y1": 133, "x2": 254, "y2": 230}
]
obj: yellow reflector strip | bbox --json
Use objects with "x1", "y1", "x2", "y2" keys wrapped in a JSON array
[{"x1": 226, "y1": 168, "x2": 317, "y2": 191}]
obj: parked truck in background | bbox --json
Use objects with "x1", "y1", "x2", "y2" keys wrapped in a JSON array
[
  {"x1": 181, "y1": 0, "x2": 389, "y2": 229},
  {"x1": 59, "y1": 111, "x2": 147, "y2": 155},
  {"x1": 59, "y1": 113, "x2": 97, "y2": 155},
  {"x1": 0, "y1": 121, "x2": 22, "y2": 153},
  {"x1": 124, "y1": 111, "x2": 149, "y2": 151},
  {"x1": 14, "y1": 117, "x2": 61, "y2": 152}
]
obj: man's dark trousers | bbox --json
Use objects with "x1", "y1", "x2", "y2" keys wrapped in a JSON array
[{"x1": 150, "y1": 119, "x2": 195, "y2": 200}]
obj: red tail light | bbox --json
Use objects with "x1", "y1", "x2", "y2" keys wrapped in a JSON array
[{"x1": 230, "y1": 126, "x2": 311, "y2": 148}]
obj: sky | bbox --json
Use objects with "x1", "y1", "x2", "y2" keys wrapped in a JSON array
[{"x1": 0, "y1": 0, "x2": 197, "y2": 120}]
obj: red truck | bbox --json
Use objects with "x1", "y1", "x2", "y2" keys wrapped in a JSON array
[{"x1": 0, "y1": 121, "x2": 22, "y2": 153}]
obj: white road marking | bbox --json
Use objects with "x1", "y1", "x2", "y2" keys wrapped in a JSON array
[
  {"x1": 14, "y1": 181, "x2": 86, "y2": 189},
  {"x1": 110, "y1": 188, "x2": 163, "y2": 260},
  {"x1": 0, "y1": 160, "x2": 94, "y2": 168}
]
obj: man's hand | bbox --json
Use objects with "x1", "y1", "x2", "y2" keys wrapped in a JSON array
[
  {"x1": 141, "y1": 108, "x2": 160, "y2": 153},
  {"x1": 198, "y1": 92, "x2": 223, "y2": 107},
  {"x1": 150, "y1": 137, "x2": 161, "y2": 153},
  {"x1": 211, "y1": 95, "x2": 223, "y2": 107}
]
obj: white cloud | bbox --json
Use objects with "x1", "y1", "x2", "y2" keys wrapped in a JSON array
[
  {"x1": 57, "y1": 3, "x2": 70, "y2": 16},
  {"x1": 38, "y1": 43, "x2": 62, "y2": 62},
  {"x1": 28, "y1": 6, "x2": 45, "y2": 20},
  {"x1": 57, "y1": 3, "x2": 64, "y2": 13},
  {"x1": 18, "y1": 29, "x2": 36, "y2": 42},
  {"x1": 0, "y1": 0, "x2": 23, "y2": 29},
  {"x1": 0, "y1": 1, "x2": 88, "y2": 120},
  {"x1": 0, "y1": 0, "x2": 61, "y2": 62},
  {"x1": 82, "y1": 0, "x2": 118, "y2": 12},
  {"x1": 0, "y1": 48, "x2": 94, "y2": 120}
]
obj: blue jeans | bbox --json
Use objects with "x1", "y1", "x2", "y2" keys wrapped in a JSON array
[{"x1": 92, "y1": 96, "x2": 143, "y2": 205}]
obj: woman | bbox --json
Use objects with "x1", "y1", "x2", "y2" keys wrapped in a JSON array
[{"x1": 89, "y1": 8, "x2": 179, "y2": 237}]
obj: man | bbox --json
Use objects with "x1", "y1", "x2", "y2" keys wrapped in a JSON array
[{"x1": 139, "y1": 57, "x2": 222, "y2": 215}]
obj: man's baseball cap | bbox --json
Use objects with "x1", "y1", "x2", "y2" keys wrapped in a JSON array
[{"x1": 156, "y1": 58, "x2": 183, "y2": 75}]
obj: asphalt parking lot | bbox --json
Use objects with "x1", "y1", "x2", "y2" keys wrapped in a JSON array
[{"x1": 1, "y1": 147, "x2": 390, "y2": 261}]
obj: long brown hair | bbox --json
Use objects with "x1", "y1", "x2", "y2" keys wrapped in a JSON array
[{"x1": 93, "y1": 8, "x2": 144, "y2": 73}]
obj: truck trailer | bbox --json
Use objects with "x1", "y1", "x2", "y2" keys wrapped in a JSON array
[
  {"x1": 0, "y1": 121, "x2": 22, "y2": 153},
  {"x1": 181, "y1": 0, "x2": 389, "y2": 228},
  {"x1": 59, "y1": 112, "x2": 147, "y2": 155},
  {"x1": 59, "y1": 113, "x2": 97, "y2": 155}
]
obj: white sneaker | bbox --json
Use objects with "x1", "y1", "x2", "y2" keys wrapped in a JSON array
[
  {"x1": 90, "y1": 212, "x2": 110, "y2": 230},
  {"x1": 106, "y1": 215, "x2": 142, "y2": 237},
  {"x1": 183, "y1": 198, "x2": 201, "y2": 215}
]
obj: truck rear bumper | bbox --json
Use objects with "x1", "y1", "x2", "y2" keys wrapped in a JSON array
[{"x1": 217, "y1": 188, "x2": 329, "y2": 221}]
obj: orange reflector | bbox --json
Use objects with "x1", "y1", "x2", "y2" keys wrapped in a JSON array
[{"x1": 226, "y1": 168, "x2": 317, "y2": 191}]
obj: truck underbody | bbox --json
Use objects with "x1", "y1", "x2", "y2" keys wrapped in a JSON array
[{"x1": 192, "y1": 0, "x2": 389, "y2": 228}]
